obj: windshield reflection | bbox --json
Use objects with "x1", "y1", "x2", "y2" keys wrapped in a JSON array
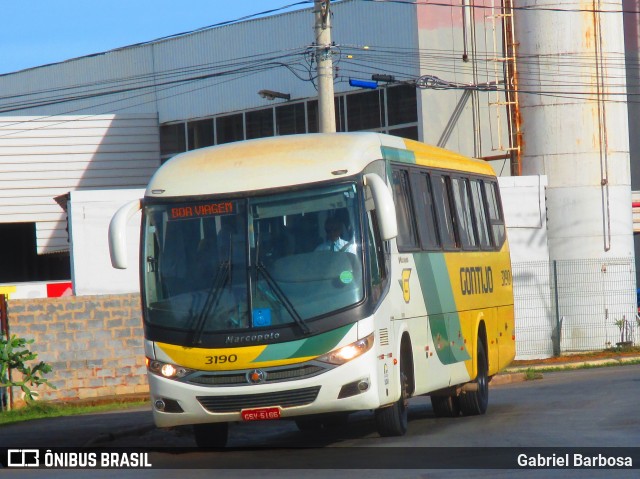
[{"x1": 142, "y1": 183, "x2": 364, "y2": 338}]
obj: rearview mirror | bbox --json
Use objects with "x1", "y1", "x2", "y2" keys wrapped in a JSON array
[
  {"x1": 364, "y1": 173, "x2": 398, "y2": 241},
  {"x1": 108, "y1": 199, "x2": 142, "y2": 269}
]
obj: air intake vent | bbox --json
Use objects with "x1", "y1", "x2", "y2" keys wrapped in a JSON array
[
  {"x1": 187, "y1": 364, "x2": 327, "y2": 387},
  {"x1": 379, "y1": 328, "x2": 389, "y2": 346},
  {"x1": 197, "y1": 386, "x2": 321, "y2": 413}
]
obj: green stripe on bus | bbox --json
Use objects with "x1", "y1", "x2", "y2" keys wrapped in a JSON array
[
  {"x1": 414, "y1": 253, "x2": 469, "y2": 364},
  {"x1": 381, "y1": 146, "x2": 416, "y2": 164},
  {"x1": 253, "y1": 324, "x2": 354, "y2": 362},
  {"x1": 414, "y1": 253, "x2": 455, "y2": 314}
]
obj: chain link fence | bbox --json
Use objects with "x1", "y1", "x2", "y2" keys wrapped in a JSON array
[{"x1": 512, "y1": 257, "x2": 638, "y2": 359}]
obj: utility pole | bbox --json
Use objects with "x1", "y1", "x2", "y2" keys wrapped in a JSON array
[{"x1": 314, "y1": 0, "x2": 336, "y2": 133}]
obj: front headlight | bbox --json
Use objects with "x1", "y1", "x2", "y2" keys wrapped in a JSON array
[
  {"x1": 316, "y1": 333, "x2": 374, "y2": 365},
  {"x1": 146, "y1": 357, "x2": 193, "y2": 379}
]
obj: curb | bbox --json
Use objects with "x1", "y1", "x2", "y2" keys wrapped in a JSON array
[
  {"x1": 505, "y1": 355, "x2": 640, "y2": 373},
  {"x1": 491, "y1": 372, "x2": 528, "y2": 386},
  {"x1": 491, "y1": 354, "x2": 640, "y2": 386}
]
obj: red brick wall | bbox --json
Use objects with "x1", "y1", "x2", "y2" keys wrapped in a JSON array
[{"x1": 6, "y1": 293, "x2": 148, "y2": 404}]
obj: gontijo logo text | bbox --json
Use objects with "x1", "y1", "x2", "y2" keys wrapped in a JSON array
[{"x1": 460, "y1": 266, "x2": 493, "y2": 295}]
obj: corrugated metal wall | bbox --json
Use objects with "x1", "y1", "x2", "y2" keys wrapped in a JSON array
[
  {"x1": 151, "y1": 1, "x2": 418, "y2": 123},
  {"x1": 0, "y1": 1, "x2": 418, "y2": 121},
  {"x1": 0, "y1": 114, "x2": 159, "y2": 254}
]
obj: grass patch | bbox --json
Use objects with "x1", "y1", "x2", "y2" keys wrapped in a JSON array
[
  {"x1": 0, "y1": 400, "x2": 148, "y2": 426},
  {"x1": 523, "y1": 368, "x2": 543, "y2": 381},
  {"x1": 527, "y1": 358, "x2": 640, "y2": 374}
]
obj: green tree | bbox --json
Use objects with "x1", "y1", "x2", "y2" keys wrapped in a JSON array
[{"x1": 0, "y1": 335, "x2": 55, "y2": 403}]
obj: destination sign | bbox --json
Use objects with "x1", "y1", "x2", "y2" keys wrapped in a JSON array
[{"x1": 170, "y1": 201, "x2": 235, "y2": 220}]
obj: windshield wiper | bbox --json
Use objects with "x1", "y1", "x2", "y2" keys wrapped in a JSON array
[
  {"x1": 189, "y1": 239, "x2": 233, "y2": 345},
  {"x1": 256, "y1": 260, "x2": 311, "y2": 335}
]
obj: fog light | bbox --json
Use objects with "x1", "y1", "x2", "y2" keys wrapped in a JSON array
[
  {"x1": 154, "y1": 399, "x2": 166, "y2": 411},
  {"x1": 338, "y1": 378, "x2": 370, "y2": 399}
]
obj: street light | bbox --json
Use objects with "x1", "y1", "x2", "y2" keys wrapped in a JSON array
[{"x1": 258, "y1": 89, "x2": 291, "y2": 101}]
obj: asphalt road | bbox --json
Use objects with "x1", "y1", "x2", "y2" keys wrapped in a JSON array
[{"x1": 1, "y1": 364, "x2": 639, "y2": 478}]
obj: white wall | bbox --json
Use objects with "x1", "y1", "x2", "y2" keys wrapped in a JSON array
[
  {"x1": 68, "y1": 189, "x2": 144, "y2": 296},
  {"x1": 499, "y1": 175, "x2": 549, "y2": 263},
  {"x1": 0, "y1": 114, "x2": 159, "y2": 254},
  {"x1": 500, "y1": 175, "x2": 554, "y2": 359}
]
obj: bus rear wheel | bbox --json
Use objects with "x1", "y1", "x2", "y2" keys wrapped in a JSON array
[
  {"x1": 430, "y1": 394, "x2": 460, "y2": 417},
  {"x1": 459, "y1": 339, "x2": 489, "y2": 416},
  {"x1": 193, "y1": 422, "x2": 228, "y2": 448},
  {"x1": 374, "y1": 360, "x2": 409, "y2": 437}
]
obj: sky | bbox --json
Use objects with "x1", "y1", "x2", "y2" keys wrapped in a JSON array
[{"x1": 0, "y1": 1, "x2": 315, "y2": 75}]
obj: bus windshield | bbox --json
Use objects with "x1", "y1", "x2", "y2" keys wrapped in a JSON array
[{"x1": 142, "y1": 183, "x2": 364, "y2": 340}]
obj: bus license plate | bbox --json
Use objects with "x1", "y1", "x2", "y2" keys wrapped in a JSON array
[{"x1": 241, "y1": 407, "x2": 281, "y2": 421}]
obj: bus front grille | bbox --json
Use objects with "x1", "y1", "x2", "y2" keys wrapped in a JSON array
[
  {"x1": 196, "y1": 386, "x2": 321, "y2": 413},
  {"x1": 186, "y1": 363, "x2": 327, "y2": 387}
]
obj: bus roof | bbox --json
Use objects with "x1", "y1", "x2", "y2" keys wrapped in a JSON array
[{"x1": 146, "y1": 132, "x2": 496, "y2": 198}]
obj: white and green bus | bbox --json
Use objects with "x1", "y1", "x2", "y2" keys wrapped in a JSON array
[{"x1": 109, "y1": 132, "x2": 514, "y2": 447}]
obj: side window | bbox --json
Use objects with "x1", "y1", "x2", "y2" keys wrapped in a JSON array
[
  {"x1": 452, "y1": 177, "x2": 478, "y2": 249},
  {"x1": 485, "y1": 181, "x2": 506, "y2": 248},
  {"x1": 391, "y1": 167, "x2": 420, "y2": 251},
  {"x1": 432, "y1": 174, "x2": 459, "y2": 250},
  {"x1": 470, "y1": 179, "x2": 491, "y2": 248},
  {"x1": 410, "y1": 171, "x2": 440, "y2": 250}
]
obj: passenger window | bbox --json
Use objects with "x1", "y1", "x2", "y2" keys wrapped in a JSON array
[
  {"x1": 411, "y1": 172, "x2": 440, "y2": 250},
  {"x1": 452, "y1": 177, "x2": 478, "y2": 249},
  {"x1": 485, "y1": 181, "x2": 506, "y2": 247},
  {"x1": 391, "y1": 168, "x2": 420, "y2": 251},
  {"x1": 432, "y1": 174, "x2": 459, "y2": 249},
  {"x1": 470, "y1": 179, "x2": 491, "y2": 248}
]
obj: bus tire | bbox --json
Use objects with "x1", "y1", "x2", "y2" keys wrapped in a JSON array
[
  {"x1": 193, "y1": 422, "x2": 228, "y2": 448},
  {"x1": 459, "y1": 339, "x2": 489, "y2": 416},
  {"x1": 430, "y1": 394, "x2": 460, "y2": 417},
  {"x1": 374, "y1": 359, "x2": 409, "y2": 437}
]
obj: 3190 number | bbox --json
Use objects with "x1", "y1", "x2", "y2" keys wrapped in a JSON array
[
  {"x1": 501, "y1": 269, "x2": 512, "y2": 286},
  {"x1": 205, "y1": 354, "x2": 237, "y2": 365}
]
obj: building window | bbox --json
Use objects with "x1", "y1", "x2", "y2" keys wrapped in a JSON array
[
  {"x1": 388, "y1": 126, "x2": 419, "y2": 141},
  {"x1": 307, "y1": 100, "x2": 318, "y2": 133},
  {"x1": 347, "y1": 90, "x2": 384, "y2": 131},
  {"x1": 387, "y1": 84, "x2": 417, "y2": 126},
  {"x1": 160, "y1": 123, "x2": 186, "y2": 158},
  {"x1": 335, "y1": 96, "x2": 346, "y2": 132},
  {"x1": 246, "y1": 108, "x2": 274, "y2": 139},
  {"x1": 159, "y1": 82, "x2": 420, "y2": 155},
  {"x1": 276, "y1": 103, "x2": 306, "y2": 135},
  {"x1": 216, "y1": 113, "x2": 244, "y2": 144},
  {"x1": 187, "y1": 119, "x2": 214, "y2": 151}
]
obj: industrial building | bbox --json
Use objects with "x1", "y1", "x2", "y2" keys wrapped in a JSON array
[{"x1": 0, "y1": 0, "x2": 638, "y2": 363}]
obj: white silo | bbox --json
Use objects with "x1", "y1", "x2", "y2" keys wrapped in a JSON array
[{"x1": 513, "y1": 1, "x2": 636, "y2": 351}]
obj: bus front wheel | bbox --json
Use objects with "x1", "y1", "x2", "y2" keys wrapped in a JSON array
[
  {"x1": 193, "y1": 422, "x2": 228, "y2": 448},
  {"x1": 374, "y1": 360, "x2": 409, "y2": 437}
]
